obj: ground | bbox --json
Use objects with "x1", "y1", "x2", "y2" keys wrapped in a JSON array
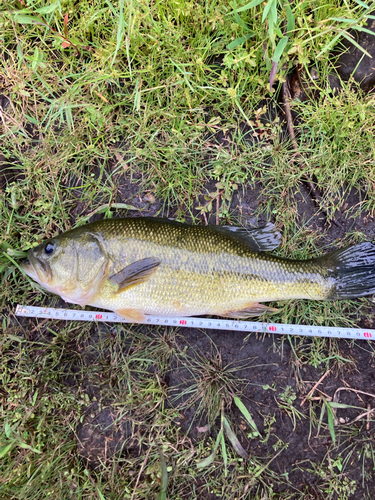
[{"x1": 2, "y1": 1, "x2": 375, "y2": 499}]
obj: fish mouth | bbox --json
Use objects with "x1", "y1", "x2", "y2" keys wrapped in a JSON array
[
  {"x1": 20, "y1": 257, "x2": 37, "y2": 279},
  {"x1": 21, "y1": 253, "x2": 52, "y2": 285}
]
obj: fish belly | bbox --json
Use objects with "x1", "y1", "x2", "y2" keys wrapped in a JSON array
[{"x1": 88, "y1": 255, "x2": 332, "y2": 317}]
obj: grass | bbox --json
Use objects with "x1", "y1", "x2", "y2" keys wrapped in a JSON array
[{"x1": 2, "y1": 0, "x2": 375, "y2": 498}]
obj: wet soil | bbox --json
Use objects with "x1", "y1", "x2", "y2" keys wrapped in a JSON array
[
  {"x1": 14, "y1": 309, "x2": 375, "y2": 498},
  {"x1": 3, "y1": 116, "x2": 375, "y2": 498},
  {"x1": 4, "y1": 32, "x2": 375, "y2": 498},
  {"x1": 168, "y1": 328, "x2": 375, "y2": 497},
  {"x1": 8, "y1": 145, "x2": 375, "y2": 498},
  {"x1": 335, "y1": 17, "x2": 375, "y2": 93},
  {"x1": 5, "y1": 118, "x2": 375, "y2": 497}
]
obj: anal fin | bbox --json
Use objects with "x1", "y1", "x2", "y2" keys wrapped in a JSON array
[
  {"x1": 222, "y1": 303, "x2": 279, "y2": 319},
  {"x1": 115, "y1": 308, "x2": 146, "y2": 323}
]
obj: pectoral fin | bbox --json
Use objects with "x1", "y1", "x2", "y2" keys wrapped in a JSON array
[
  {"x1": 109, "y1": 257, "x2": 161, "y2": 293},
  {"x1": 115, "y1": 308, "x2": 146, "y2": 323},
  {"x1": 223, "y1": 303, "x2": 279, "y2": 319}
]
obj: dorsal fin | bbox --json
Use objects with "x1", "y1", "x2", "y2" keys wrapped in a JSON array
[
  {"x1": 208, "y1": 223, "x2": 281, "y2": 252},
  {"x1": 123, "y1": 218, "x2": 281, "y2": 252}
]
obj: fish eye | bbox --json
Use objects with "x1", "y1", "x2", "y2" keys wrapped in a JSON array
[{"x1": 45, "y1": 242, "x2": 56, "y2": 255}]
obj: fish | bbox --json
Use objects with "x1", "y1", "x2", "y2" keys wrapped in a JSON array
[{"x1": 21, "y1": 217, "x2": 375, "y2": 323}]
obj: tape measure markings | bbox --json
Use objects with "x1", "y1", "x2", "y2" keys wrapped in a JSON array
[{"x1": 14, "y1": 305, "x2": 375, "y2": 341}]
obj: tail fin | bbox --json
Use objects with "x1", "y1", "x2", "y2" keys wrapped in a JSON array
[{"x1": 316, "y1": 242, "x2": 375, "y2": 299}]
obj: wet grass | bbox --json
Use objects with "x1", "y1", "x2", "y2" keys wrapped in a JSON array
[
  {"x1": 2, "y1": 316, "x2": 375, "y2": 499},
  {"x1": 2, "y1": 0, "x2": 375, "y2": 498}
]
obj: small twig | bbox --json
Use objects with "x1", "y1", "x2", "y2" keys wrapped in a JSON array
[
  {"x1": 130, "y1": 446, "x2": 152, "y2": 500},
  {"x1": 301, "y1": 369, "x2": 331, "y2": 406},
  {"x1": 314, "y1": 388, "x2": 332, "y2": 401},
  {"x1": 367, "y1": 404, "x2": 371, "y2": 430},
  {"x1": 282, "y1": 81, "x2": 344, "y2": 231},
  {"x1": 282, "y1": 81, "x2": 298, "y2": 148},
  {"x1": 27, "y1": 318, "x2": 49, "y2": 337},
  {"x1": 340, "y1": 378, "x2": 351, "y2": 388},
  {"x1": 216, "y1": 192, "x2": 220, "y2": 226},
  {"x1": 333, "y1": 387, "x2": 375, "y2": 402},
  {"x1": 331, "y1": 386, "x2": 375, "y2": 426},
  {"x1": 347, "y1": 407, "x2": 375, "y2": 426}
]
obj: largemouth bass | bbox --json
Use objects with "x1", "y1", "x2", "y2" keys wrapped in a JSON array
[{"x1": 21, "y1": 218, "x2": 375, "y2": 322}]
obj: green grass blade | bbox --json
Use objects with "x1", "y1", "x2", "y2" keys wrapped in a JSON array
[
  {"x1": 12, "y1": 14, "x2": 45, "y2": 25},
  {"x1": 0, "y1": 443, "x2": 13, "y2": 458},
  {"x1": 157, "y1": 446, "x2": 168, "y2": 500},
  {"x1": 35, "y1": 3, "x2": 59, "y2": 14},
  {"x1": 196, "y1": 429, "x2": 223, "y2": 468},
  {"x1": 341, "y1": 31, "x2": 371, "y2": 57},
  {"x1": 18, "y1": 442, "x2": 42, "y2": 454},
  {"x1": 96, "y1": 488, "x2": 106, "y2": 500},
  {"x1": 4, "y1": 423, "x2": 12, "y2": 440},
  {"x1": 227, "y1": 34, "x2": 254, "y2": 50},
  {"x1": 235, "y1": 0, "x2": 264, "y2": 14},
  {"x1": 262, "y1": 0, "x2": 277, "y2": 23},
  {"x1": 352, "y1": 25, "x2": 375, "y2": 36},
  {"x1": 232, "y1": 0, "x2": 247, "y2": 29},
  {"x1": 105, "y1": 0, "x2": 118, "y2": 16},
  {"x1": 112, "y1": 0, "x2": 125, "y2": 66},
  {"x1": 272, "y1": 36, "x2": 288, "y2": 63},
  {"x1": 223, "y1": 416, "x2": 249, "y2": 459},
  {"x1": 353, "y1": 0, "x2": 369, "y2": 8},
  {"x1": 286, "y1": 3, "x2": 295, "y2": 34},
  {"x1": 329, "y1": 402, "x2": 356, "y2": 409},
  {"x1": 325, "y1": 401, "x2": 336, "y2": 445},
  {"x1": 170, "y1": 59, "x2": 195, "y2": 92},
  {"x1": 316, "y1": 32, "x2": 342, "y2": 57},
  {"x1": 220, "y1": 432, "x2": 228, "y2": 476},
  {"x1": 233, "y1": 396, "x2": 260, "y2": 436},
  {"x1": 329, "y1": 17, "x2": 357, "y2": 23}
]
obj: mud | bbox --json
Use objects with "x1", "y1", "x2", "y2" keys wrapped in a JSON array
[
  {"x1": 76, "y1": 405, "x2": 136, "y2": 470},
  {"x1": 4, "y1": 114, "x2": 375, "y2": 495},
  {"x1": 167, "y1": 328, "x2": 375, "y2": 497},
  {"x1": 4, "y1": 38, "x2": 375, "y2": 499},
  {"x1": 6, "y1": 116, "x2": 375, "y2": 496},
  {"x1": 335, "y1": 17, "x2": 375, "y2": 93},
  {"x1": 14, "y1": 308, "x2": 375, "y2": 497}
]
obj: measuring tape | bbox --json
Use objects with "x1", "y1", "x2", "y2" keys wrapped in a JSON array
[{"x1": 14, "y1": 304, "x2": 375, "y2": 341}]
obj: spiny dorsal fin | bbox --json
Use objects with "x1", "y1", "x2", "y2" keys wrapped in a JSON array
[
  {"x1": 109, "y1": 257, "x2": 161, "y2": 293},
  {"x1": 132, "y1": 217, "x2": 281, "y2": 251},
  {"x1": 209, "y1": 223, "x2": 281, "y2": 252}
]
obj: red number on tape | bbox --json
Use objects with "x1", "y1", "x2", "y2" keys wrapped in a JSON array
[
  {"x1": 269, "y1": 326, "x2": 277, "y2": 332},
  {"x1": 95, "y1": 314, "x2": 103, "y2": 319}
]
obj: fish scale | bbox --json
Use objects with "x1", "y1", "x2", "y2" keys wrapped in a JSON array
[
  {"x1": 20, "y1": 218, "x2": 375, "y2": 321},
  {"x1": 90, "y1": 222, "x2": 322, "y2": 316}
]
